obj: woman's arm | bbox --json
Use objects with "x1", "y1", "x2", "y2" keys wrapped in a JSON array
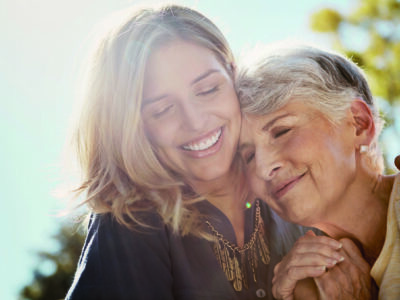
[{"x1": 66, "y1": 213, "x2": 174, "y2": 300}]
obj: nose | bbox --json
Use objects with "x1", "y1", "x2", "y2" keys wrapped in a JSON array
[
  {"x1": 255, "y1": 146, "x2": 282, "y2": 180},
  {"x1": 180, "y1": 101, "x2": 207, "y2": 131}
]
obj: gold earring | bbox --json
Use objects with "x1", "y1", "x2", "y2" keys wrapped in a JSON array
[{"x1": 360, "y1": 145, "x2": 369, "y2": 153}]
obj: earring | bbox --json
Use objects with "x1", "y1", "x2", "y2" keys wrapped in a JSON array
[{"x1": 360, "y1": 145, "x2": 369, "y2": 153}]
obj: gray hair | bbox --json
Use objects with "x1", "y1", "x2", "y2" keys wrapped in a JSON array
[{"x1": 237, "y1": 45, "x2": 384, "y2": 171}]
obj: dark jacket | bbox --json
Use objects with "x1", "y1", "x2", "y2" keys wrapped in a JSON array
[{"x1": 66, "y1": 200, "x2": 310, "y2": 300}]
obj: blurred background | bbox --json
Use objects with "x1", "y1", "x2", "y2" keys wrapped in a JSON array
[{"x1": 2, "y1": 0, "x2": 399, "y2": 299}]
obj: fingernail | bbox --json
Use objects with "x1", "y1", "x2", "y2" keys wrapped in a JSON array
[
  {"x1": 325, "y1": 258, "x2": 337, "y2": 266},
  {"x1": 338, "y1": 256, "x2": 345, "y2": 262}
]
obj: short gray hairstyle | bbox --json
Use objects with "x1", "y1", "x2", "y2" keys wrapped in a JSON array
[{"x1": 237, "y1": 45, "x2": 384, "y2": 171}]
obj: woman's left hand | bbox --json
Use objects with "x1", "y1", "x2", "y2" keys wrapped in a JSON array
[
  {"x1": 272, "y1": 230, "x2": 343, "y2": 300},
  {"x1": 313, "y1": 237, "x2": 372, "y2": 300}
]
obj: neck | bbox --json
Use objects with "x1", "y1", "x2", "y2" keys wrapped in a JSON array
[
  {"x1": 189, "y1": 165, "x2": 251, "y2": 246},
  {"x1": 311, "y1": 172, "x2": 394, "y2": 265},
  {"x1": 189, "y1": 162, "x2": 249, "y2": 211}
]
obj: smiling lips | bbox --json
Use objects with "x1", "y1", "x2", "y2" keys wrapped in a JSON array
[
  {"x1": 273, "y1": 173, "x2": 305, "y2": 198},
  {"x1": 181, "y1": 128, "x2": 222, "y2": 152}
]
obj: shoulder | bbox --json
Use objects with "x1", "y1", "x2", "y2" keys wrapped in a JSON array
[
  {"x1": 85, "y1": 211, "x2": 171, "y2": 262},
  {"x1": 66, "y1": 211, "x2": 174, "y2": 300}
]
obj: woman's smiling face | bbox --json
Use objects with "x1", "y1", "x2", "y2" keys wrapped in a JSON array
[
  {"x1": 142, "y1": 40, "x2": 241, "y2": 185},
  {"x1": 239, "y1": 101, "x2": 358, "y2": 225}
]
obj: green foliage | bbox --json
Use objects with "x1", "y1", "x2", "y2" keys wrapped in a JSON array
[
  {"x1": 311, "y1": 0, "x2": 400, "y2": 169},
  {"x1": 19, "y1": 223, "x2": 85, "y2": 300},
  {"x1": 311, "y1": 8, "x2": 342, "y2": 32},
  {"x1": 311, "y1": 0, "x2": 400, "y2": 104}
]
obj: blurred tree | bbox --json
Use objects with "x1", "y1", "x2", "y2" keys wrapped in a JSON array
[
  {"x1": 310, "y1": 0, "x2": 400, "y2": 170},
  {"x1": 19, "y1": 222, "x2": 85, "y2": 300}
]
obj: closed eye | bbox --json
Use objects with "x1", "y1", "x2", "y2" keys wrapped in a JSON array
[
  {"x1": 274, "y1": 128, "x2": 291, "y2": 138},
  {"x1": 196, "y1": 85, "x2": 219, "y2": 96},
  {"x1": 152, "y1": 104, "x2": 173, "y2": 119},
  {"x1": 246, "y1": 152, "x2": 255, "y2": 164}
]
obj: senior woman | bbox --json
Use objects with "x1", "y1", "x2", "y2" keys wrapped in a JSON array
[{"x1": 237, "y1": 45, "x2": 399, "y2": 299}]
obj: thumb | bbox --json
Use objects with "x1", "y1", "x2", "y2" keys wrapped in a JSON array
[
  {"x1": 340, "y1": 238, "x2": 363, "y2": 258},
  {"x1": 339, "y1": 238, "x2": 370, "y2": 273}
]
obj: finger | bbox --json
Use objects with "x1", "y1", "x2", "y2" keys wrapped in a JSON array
[
  {"x1": 287, "y1": 265, "x2": 327, "y2": 280},
  {"x1": 335, "y1": 247, "x2": 371, "y2": 291},
  {"x1": 274, "y1": 252, "x2": 341, "y2": 284},
  {"x1": 272, "y1": 281, "x2": 295, "y2": 300},
  {"x1": 283, "y1": 252, "x2": 342, "y2": 269},
  {"x1": 273, "y1": 263, "x2": 327, "y2": 286},
  {"x1": 316, "y1": 250, "x2": 371, "y2": 299},
  {"x1": 273, "y1": 266, "x2": 325, "y2": 299},
  {"x1": 338, "y1": 238, "x2": 362, "y2": 258},
  {"x1": 339, "y1": 238, "x2": 370, "y2": 273},
  {"x1": 296, "y1": 232, "x2": 343, "y2": 250},
  {"x1": 314, "y1": 263, "x2": 352, "y2": 299},
  {"x1": 314, "y1": 272, "x2": 340, "y2": 299},
  {"x1": 289, "y1": 241, "x2": 344, "y2": 262}
]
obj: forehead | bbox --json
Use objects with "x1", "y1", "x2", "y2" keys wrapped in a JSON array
[
  {"x1": 241, "y1": 113, "x2": 277, "y2": 136},
  {"x1": 239, "y1": 102, "x2": 303, "y2": 142},
  {"x1": 145, "y1": 40, "x2": 222, "y2": 79}
]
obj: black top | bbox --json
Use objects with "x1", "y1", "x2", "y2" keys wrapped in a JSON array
[{"x1": 66, "y1": 200, "x2": 311, "y2": 300}]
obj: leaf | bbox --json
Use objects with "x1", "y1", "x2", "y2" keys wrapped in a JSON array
[{"x1": 310, "y1": 8, "x2": 342, "y2": 32}]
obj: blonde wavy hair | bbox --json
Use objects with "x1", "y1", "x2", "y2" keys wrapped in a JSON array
[
  {"x1": 237, "y1": 45, "x2": 384, "y2": 172},
  {"x1": 72, "y1": 4, "x2": 235, "y2": 236}
]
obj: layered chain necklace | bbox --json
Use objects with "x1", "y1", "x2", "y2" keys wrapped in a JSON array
[{"x1": 205, "y1": 200, "x2": 270, "y2": 291}]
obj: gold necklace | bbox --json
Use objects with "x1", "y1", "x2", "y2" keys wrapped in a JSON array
[{"x1": 206, "y1": 200, "x2": 270, "y2": 291}]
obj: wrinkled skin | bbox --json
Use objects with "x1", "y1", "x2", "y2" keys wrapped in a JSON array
[{"x1": 272, "y1": 231, "x2": 373, "y2": 300}]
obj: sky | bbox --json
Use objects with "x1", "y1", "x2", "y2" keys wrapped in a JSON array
[{"x1": 1, "y1": 0, "x2": 398, "y2": 299}]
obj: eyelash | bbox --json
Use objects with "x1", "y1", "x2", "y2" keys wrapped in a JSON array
[
  {"x1": 246, "y1": 152, "x2": 255, "y2": 164},
  {"x1": 196, "y1": 85, "x2": 219, "y2": 96},
  {"x1": 149, "y1": 84, "x2": 220, "y2": 118},
  {"x1": 152, "y1": 104, "x2": 173, "y2": 119},
  {"x1": 274, "y1": 128, "x2": 291, "y2": 138}
]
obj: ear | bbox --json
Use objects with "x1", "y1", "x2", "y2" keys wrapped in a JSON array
[{"x1": 350, "y1": 99, "x2": 375, "y2": 147}]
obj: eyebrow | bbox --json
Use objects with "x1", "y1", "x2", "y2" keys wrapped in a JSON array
[
  {"x1": 142, "y1": 94, "x2": 167, "y2": 107},
  {"x1": 191, "y1": 69, "x2": 220, "y2": 85},
  {"x1": 261, "y1": 113, "x2": 293, "y2": 131}
]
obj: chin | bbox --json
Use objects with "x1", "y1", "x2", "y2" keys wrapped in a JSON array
[
  {"x1": 287, "y1": 211, "x2": 315, "y2": 227},
  {"x1": 196, "y1": 166, "x2": 230, "y2": 182}
]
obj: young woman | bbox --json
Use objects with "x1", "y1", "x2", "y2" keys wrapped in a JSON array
[
  {"x1": 238, "y1": 45, "x2": 399, "y2": 299},
  {"x1": 65, "y1": 5, "x2": 314, "y2": 300}
]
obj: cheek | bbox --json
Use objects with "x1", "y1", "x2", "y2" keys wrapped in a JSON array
[
  {"x1": 289, "y1": 131, "x2": 331, "y2": 166},
  {"x1": 221, "y1": 88, "x2": 241, "y2": 116},
  {"x1": 145, "y1": 122, "x2": 177, "y2": 148}
]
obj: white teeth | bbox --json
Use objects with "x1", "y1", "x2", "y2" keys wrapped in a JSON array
[{"x1": 182, "y1": 129, "x2": 222, "y2": 151}]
